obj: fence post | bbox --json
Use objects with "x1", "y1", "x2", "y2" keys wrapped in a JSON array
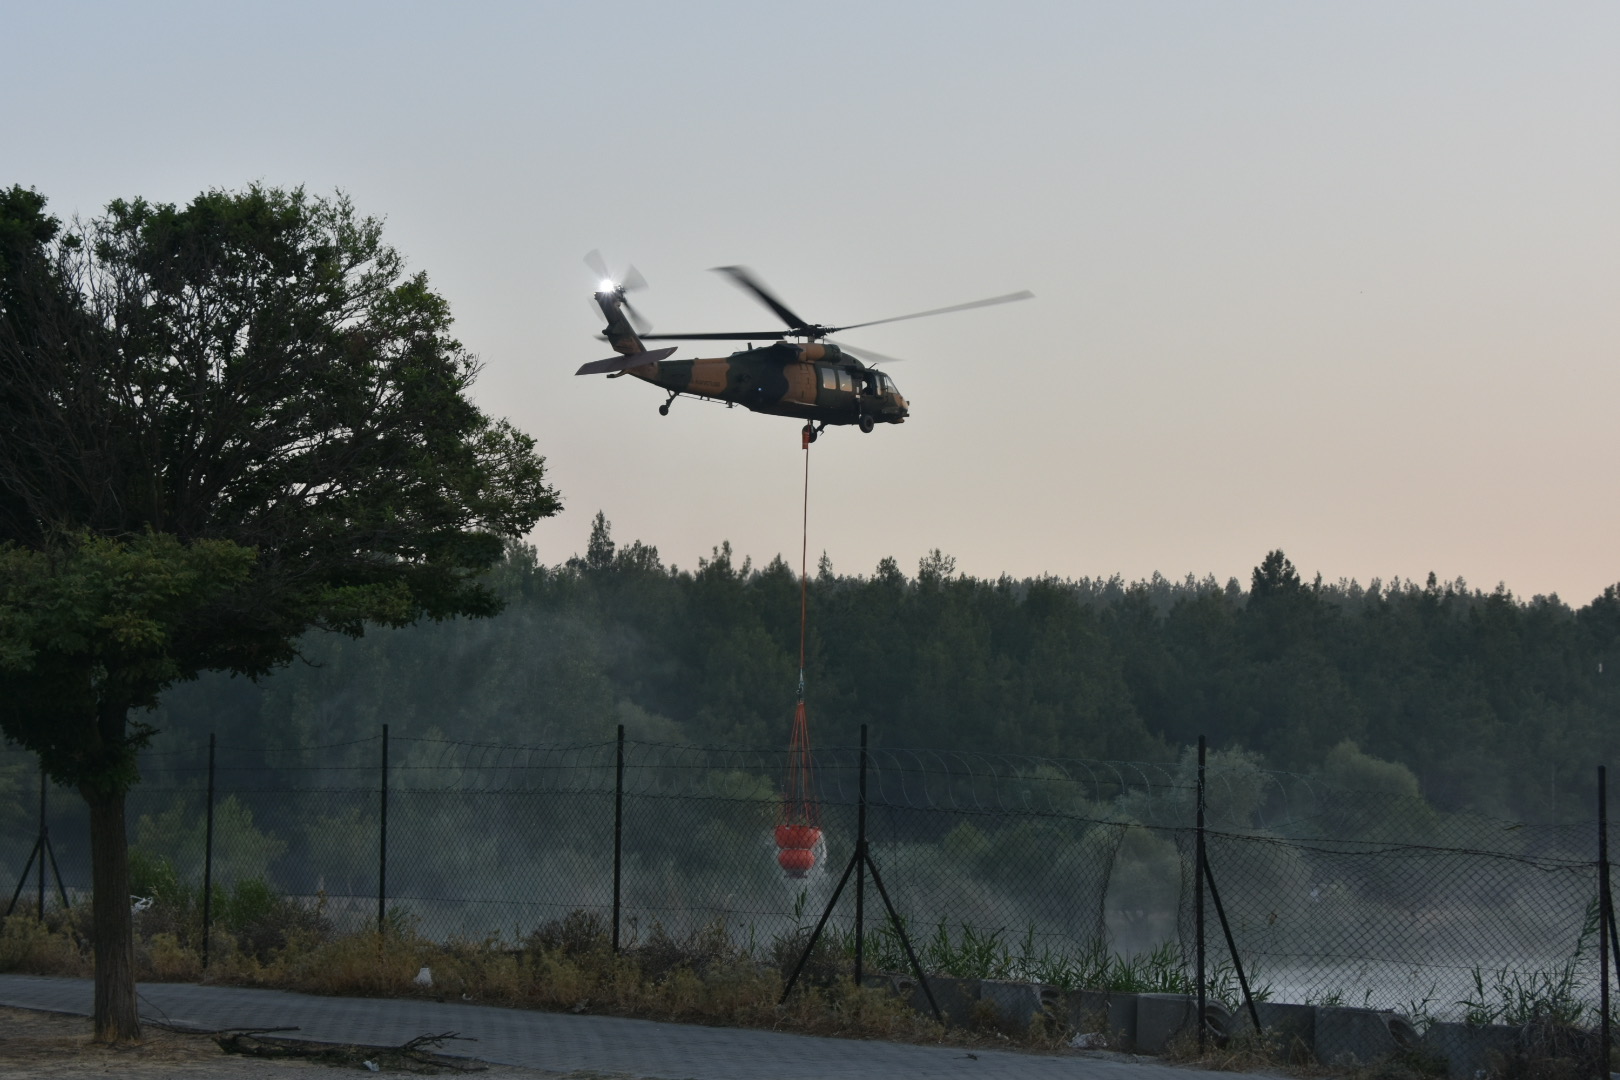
[
  {"x1": 854, "y1": 723, "x2": 867, "y2": 988},
  {"x1": 378, "y1": 723, "x2": 389, "y2": 936},
  {"x1": 1600, "y1": 765, "x2": 1610, "y2": 1077},
  {"x1": 1196, "y1": 735, "x2": 1207, "y2": 1053},
  {"x1": 36, "y1": 765, "x2": 47, "y2": 921},
  {"x1": 202, "y1": 733, "x2": 217, "y2": 968},
  {"x1": 6, "y1": 762, "x2": 66, "y2": 920},
  {"x1": 613, "y1": 723, "x2": 624, "y2": 953}
]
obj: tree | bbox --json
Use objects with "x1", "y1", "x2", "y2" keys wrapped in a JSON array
[
  {"x1": 581, "y1": 510, "x2": 615, "y2": 571},
  {"x1": 0, "y1": 185, "x2": 560, "y2": 1040}
]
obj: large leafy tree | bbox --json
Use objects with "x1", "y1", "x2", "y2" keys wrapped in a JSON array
[{"x1": 0, "y1": 185, "x2": 560, "y2": 1041}]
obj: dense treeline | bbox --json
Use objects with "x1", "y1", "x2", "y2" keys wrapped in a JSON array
[{"x1": 141, "y1": 514, "x2": 1620, "y2": 819}]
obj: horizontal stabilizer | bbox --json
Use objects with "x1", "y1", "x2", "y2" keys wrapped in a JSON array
[{"x1": 575, "y1": 346, "x2": 677, "y2": 376}]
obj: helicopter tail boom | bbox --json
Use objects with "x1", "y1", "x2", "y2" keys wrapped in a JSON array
[{"x1": 595, "y1": 286, "x2": 651, "y2": 357}]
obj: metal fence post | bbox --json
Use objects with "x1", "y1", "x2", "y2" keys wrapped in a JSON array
[
  {"x1": 202, "y1": 733, "x2": 217, "y2": 968},
  {"x1": 36, "y1": 765, "x2": 46, "y2": 921},
  {"x1": 378, "y1": 724, "x2": 389, "y2": 936},
  {"x1": 7, "y1": 762, "x2": 66, "y2": 921},
  {"x1": 1600, "y1": 765, "x2": 1610, "y2": 1077},
  {"x1": 1196, "y1": 735, "x2": 1207, "y2": 1053},
  {"x1": 855, "y1": 723, "x2": 867, "y2": 988},
  {"x1": 613, "y1": 723, "x2": 624, "y2": 953}
]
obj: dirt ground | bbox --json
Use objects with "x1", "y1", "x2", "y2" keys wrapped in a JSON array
[{"x1": 0, "y1": 1007, "x2": 567, "y2": 1079}]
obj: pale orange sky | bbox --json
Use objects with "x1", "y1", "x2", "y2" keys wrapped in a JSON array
[{"x1": 7, "y1": 1, "x2": 1617, "y2": 601}]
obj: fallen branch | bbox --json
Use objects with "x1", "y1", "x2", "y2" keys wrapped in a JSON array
[{"x1": 216, "y1": 1030, "x2": 484, "y2": 1073}]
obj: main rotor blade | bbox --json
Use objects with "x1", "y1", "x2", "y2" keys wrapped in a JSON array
[
  {"x1": 829, "y1": 339, "x2": 908, "y2": 367},
  {"x1": 829, "y1": 290, "x2": 1034, "y2": 334},
  {"x1": 639, "y1": 330, "x2": 789, "y2": 341},
  {"x1": 713, "y1": 266, "x2": 813, "y2": 332},
  {"x1": 584, "y1": 250, "x2": 611, "y2": 281}
]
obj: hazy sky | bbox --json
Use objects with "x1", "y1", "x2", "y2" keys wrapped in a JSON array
[{"x1": 7, "y1": 2, "x2": 1617, "y2": 601}]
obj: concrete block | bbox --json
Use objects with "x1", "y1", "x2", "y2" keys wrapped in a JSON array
[
  {"x1": 1421, "y1": 1022, "x2": 1522, "y2": 1080},
  {"x1": 1203, "y1": 1000, "x2": 1234, "y2": 1044},
  {"x1": 1136, "y1": 993, "x2": 1198, "y2": 1053},
  {"x1": 1314, "y1": 1006, "x2": 1419, "y2": 1066},
  {"x1": 905, "y1": 975, "x2": 976, "y2": 1028},
  {"x1": 1132, "y1": 993, "x2": 1235, "y2": 1053},
  {"x1": 1068, "y1": 989, "x2": 1138, "y2": 1050},
  {"x1": 976, "y1": 979, "x2": 1044, "y2": 1032},
  {"x1": 1254, "y1": 1001, "x2": 1315, "y2": 1057}
]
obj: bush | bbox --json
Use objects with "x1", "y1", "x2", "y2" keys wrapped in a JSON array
[
  {"x1": 772, "y1": 924, "x2": 848, "y2": 987},
  {"x1": 0, "y1": 914, "x2": 87, "y2": 975},
  {"x1": 630, "y1": 919, "x2": 737, "y2": 983},
  {"x1": 522, "y1": 909, "x2": 610, "y2": 959},
  {"x1": 218, "y1": 879, "x2": 330, "y2": 963},
  {"x1": 126, "y1": 855, "x2": 332, "y2": 965}
]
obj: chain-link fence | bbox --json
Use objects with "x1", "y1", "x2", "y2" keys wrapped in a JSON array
[
  {"x1": 1, "y1": 731, "x2": 1610, "y2": 1024},
  {"x1": 1183, "y1": 772, "x2": 1601, "y2": 1024}
]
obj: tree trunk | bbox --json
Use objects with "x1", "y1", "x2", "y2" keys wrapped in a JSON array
[{"x1": 84, "y1": 784, "x2": 140, "y2": 1043}]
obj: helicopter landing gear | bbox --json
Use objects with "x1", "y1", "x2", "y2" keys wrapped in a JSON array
[
  {"x1": 658, "y1": 391, "x2": 677, "y2": 416},
  {"x1": 858, "y1": 415, "x2": 875, "y2": 434}
]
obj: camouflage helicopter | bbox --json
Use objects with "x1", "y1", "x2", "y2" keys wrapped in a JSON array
[{"x1": 575, "y1": 255, "x2": 1032, "y2": 440}]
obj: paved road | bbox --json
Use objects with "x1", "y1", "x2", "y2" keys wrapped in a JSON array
[{"x1": 0, "y1": 975, "x2": 1253, "y2": 1080}]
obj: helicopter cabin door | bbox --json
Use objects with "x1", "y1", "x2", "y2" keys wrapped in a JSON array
[
  {"x1": 785, "y1": 360, "x2": 816, "y2": 406},
  {"x1": 817, "y1": 365, "x2": 858, "y2": 411}
]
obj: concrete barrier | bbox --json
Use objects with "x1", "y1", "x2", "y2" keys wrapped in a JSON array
[
  {"x1": 1421, "y1": 1021, "x2": 1522, "y2": 1080},
  {"x1": 1067, "y1": 989, "x2": 1138, "y2": 1050},
  {"x1": 1314, "y1": 1006, "x2": 1419, "y2": 1066},
  {"x1": 1204, "y1": 1000, "x2": 1235, "y2": 1044},
  {"x1": 1135, "y1": 993, "x2": 1197, "y2": 1053},
  {"x1": 976, "y1": 979, "x2": 1046, "y2": 1032},
  {"x1": 1134, "y1": 994, "x2": 1232, "y2": 1052},
  {"x1": 1254, "y1": 1001, "x2": 1315, "y2": 1058},
  {"x1": 902, "y1": 975, "x2": 977, "y2": 1027}
]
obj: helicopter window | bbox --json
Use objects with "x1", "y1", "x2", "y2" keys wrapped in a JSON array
[
  {"x1": 836, "y1": 370, "x2": 853, "y2": 394},
  {"x1": 880, "y1": 374, "x2": 895, "y2": 394},
  {"x1": 820, "y1": 366, "x2": 837, "y2": 391}
]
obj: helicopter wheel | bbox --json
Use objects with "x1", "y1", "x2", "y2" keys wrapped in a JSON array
[
  {"x1": 858, "y1": 416, "x2": 875, "y2": 434},
  {"x1": 658, "y1": 402, "x2": 670, "y2": 416}
]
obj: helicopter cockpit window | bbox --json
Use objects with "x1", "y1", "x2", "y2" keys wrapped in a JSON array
[
  {"x1": 880, "y1": 374, "x2": 895, "y2": 394},
  {"x1": 836, "y1": 370, "x2": 853, "y2": 394}
]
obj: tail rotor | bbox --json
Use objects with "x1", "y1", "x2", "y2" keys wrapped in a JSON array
[{"x1": 585, "y1": 250, "x2": 652, "y2": 334}]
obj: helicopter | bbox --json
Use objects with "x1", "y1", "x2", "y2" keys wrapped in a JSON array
[{"x1": 575, "y1": 254, "x2": 1032, "y2": 440}]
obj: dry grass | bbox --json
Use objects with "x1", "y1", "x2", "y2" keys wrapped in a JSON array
[
  {"x1": 1165, "y1": 1023, "x2": 1454, "y2": 1080},
  {"x1": 0, "y1": 909, "x2": 1045, "y2": 1049},
  {"x1": 1164, "y1": 1026, "x2": 1293, "y2": 1072},
  {"x1": 0, "y1": 913, "x2": 92, "y2": 977},
  {"x1": 1489, "y1": 1020, "x2": 1605, "y2": 1080},
  {"x1": 0, "y1": 1005, "x2": 326, "y2": 1078},
  {"x1": 243, "y1": 922, "x2": 950, "y2": 1044}
]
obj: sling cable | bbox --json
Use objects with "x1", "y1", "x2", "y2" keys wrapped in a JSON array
[{"x1": 774, "y1": 425, "x2": 823, "y2": 878}]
